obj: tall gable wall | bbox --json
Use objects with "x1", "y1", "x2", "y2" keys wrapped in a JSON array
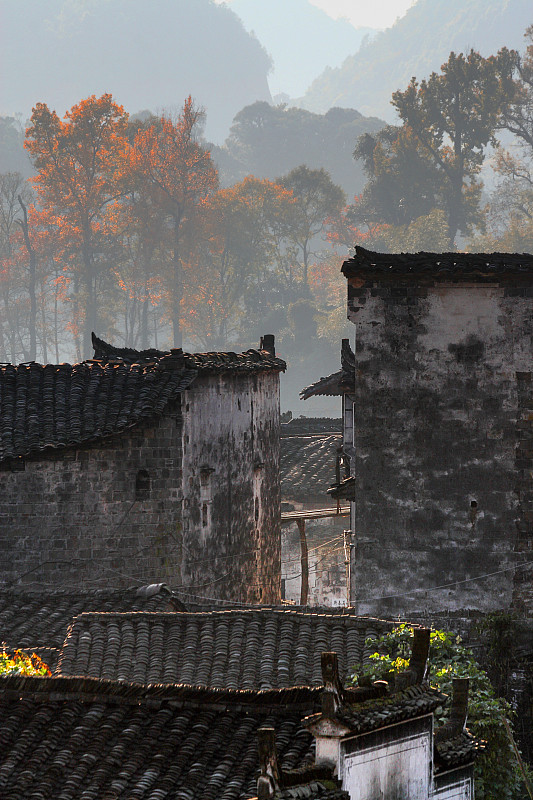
[
  {"x1": 346, "y1": 277, "x2": 532, "y2": 616},
  {"x1": 180, "y1": 371, "x2": 281, "y2": 604}
]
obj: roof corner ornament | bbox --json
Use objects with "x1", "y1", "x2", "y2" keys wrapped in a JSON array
[
  {"x1": 257, "y1": 727, "x2": 280, "y2": 799},
  {"x1": 321, "y1": 651, "x2": 344, "y2": 717}
]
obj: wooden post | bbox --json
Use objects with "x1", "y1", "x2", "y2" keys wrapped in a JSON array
[
  {"x1": 343, "y1": 530, "x2": 352, "y2": 607},
  {"x1": 297, "y1": 518, "x2": 309, "y2": 606}
]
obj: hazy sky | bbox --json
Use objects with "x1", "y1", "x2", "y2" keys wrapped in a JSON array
[
  {"x1": 220, "y1": 0, "x2": 415, "y2": 30},
  {"x1": 309, "y1": 0, "x2": 414, "y2": 28}
]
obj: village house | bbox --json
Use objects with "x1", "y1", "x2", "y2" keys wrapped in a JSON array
[
  {"x1": 0, "y1": 334, "x2": 285, "y2": 604},
  {"x1": 0, "y1": 613, "x2": 480, "y2": 799},
  {"x1": 310, "y1": 248, "x2": 533, "y2": 618}
]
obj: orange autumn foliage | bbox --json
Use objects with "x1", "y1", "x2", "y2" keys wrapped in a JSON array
[{"x1": 25, "y1": 94, "x2": 129, "y2": 355}]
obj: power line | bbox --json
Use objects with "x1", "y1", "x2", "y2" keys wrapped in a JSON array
[{"x1": 359, "y1": 558, "x2": 533, "y2": 603}]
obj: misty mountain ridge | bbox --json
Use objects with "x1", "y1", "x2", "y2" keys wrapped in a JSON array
[
  {"x1": 299, "y1": 0, "x2": 533, "y2": 121},
  {"x1": 228, "y1": 0, "x2": 377, "y2": 98},
  {"x1": 0, "y1": 0, "x2": 272, "y2": 143}
]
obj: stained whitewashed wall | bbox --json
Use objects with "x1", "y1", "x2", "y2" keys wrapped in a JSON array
[
  {"x1": 180, "y1": 371, "x2": 281, "y2": 604},
  {"x1": 347, "y1": 279, "x2": 533, "y2": 616},
  {"x1": 340, "y1": 716, "x2": 433, "y2": 800}
]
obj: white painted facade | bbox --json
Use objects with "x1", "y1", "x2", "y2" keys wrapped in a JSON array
[
  {"x1": 340, "y1": 717, "x2": 433, "y2": 800},
  {"x1": 311, "y1": 715, "x2": 474, "y2": 800}
]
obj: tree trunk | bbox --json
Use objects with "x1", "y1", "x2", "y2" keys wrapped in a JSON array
[
  {"x1": 297, "y1": 519, "x2": 309, "y2": 606},
  {"x1": 171, "y1": 212, "x2": 183, "y2": 348},
  {"x1": 18, "y1": 196, "x2": 37, "y2": 361}
]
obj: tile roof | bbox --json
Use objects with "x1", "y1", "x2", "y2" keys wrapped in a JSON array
[
  {"x1": 0, "y1": 676, "x2": 315, "y2": 800},
  {"x1": 341, "y1": 246, "x2": 533, "y2": 282},
  {"x1": 92, "y1": 333, "x2": 286, "y2": 374},
  {"x1": 305, "y1": 682, "x2": 445, "y2": 739},
  {"x1": 300, "y1": 341, "x2": 355, "y2": 400},
  {"x1": 333, "y1": 683, "x2": 444, "y2": 736},
  {"x1": 0, "y1": 356, "x2": 197, "y2": 463},
  {"x1": 0, "y1": 335, "x2": 285, "y2": 464},
  {"x1": 272, "y1": 782, "x2": 349, "y2": 800},
  {"x1": 0, "y1": 585, "x2": 179, "y2": 652},
  {"x1": 281, "y1": 419, "x2": 343, "y2": 435},
  {"x1": 281, "y1": 433, "x2": 341, "y2": 502},
  {"x1": 56, "y1": 610, "x2": 394, "y2": 689},
  {"x1": 434, "y1": 730, "x2": 483, "y2": 770}
]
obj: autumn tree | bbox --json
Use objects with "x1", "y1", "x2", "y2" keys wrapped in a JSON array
[
  {"x1": 131, "y1": 98, "x2": 218, "y2": 348},
  {"x1": 183, "y1": 176, "x2": 297, "y2": 348},
  {"x1": 0, "y1": 172, "x2": 38, "y2": 360},
  {"x1": 277, "y1": 165, "x2": 345, "y2": 287},
  {"x1": 390, "y1": 48, "x2": 516, "y2": 245},
  {"x1": 25, "y1": 94, "x2": 129, "y2": 357}
]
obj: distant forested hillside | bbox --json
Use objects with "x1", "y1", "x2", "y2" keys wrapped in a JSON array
[
  {"x1": 213, "y1": 102, "x2": 385, "y2": 196},
  {"x1": 0, "y1": 0, "x2": 271, "y2": 142},
  {"x1": 300, "y1": 0, "x2": 533, "y2": 120},
  {"x1": 229, "y1": 0, "x2": 376, "y2": 98}
]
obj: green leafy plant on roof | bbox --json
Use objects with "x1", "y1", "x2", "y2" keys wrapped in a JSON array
[
  {"x1": 350, "y1": 625, "x2": 530, "y2": 800},
  {"x1": 0, "y1": 645, "x2": 51, "y2": 677}
]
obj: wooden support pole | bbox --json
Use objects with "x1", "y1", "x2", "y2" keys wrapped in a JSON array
[{"x1": 297, "y1": 518, "x2": 309, "y2": 606}]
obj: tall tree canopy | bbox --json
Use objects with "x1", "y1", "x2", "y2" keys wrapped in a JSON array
[
  {"x1": 132, "y1": 98, "x2": 218, "y2": 347},
  {"x1": 25, "y1": 94, "x2": 129, "y2": 356},
  {"x1": 277, "y1": 166, "x2": 345, "y2": 288},
  {"x1": 391, "y1": 48, "x2": 517, "y2": 244},
  {"x1": 353, "y1": 48, "x2": 517, "y2": 246}
]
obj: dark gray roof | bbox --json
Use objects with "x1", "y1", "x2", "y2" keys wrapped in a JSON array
[
  {"x1": 300, "y1": 340, "x2": 355, "y2": 400},
  {"x1": 281, "y1": 432, "x2": 341, "y2": 503},
  {"x1": 56, "y1": 610, "x2": 394, "y2": 688},
  {"x1": 0, "y1": 336, "x2": 285, "y2": 464},
  {"x1": 0, "y1": 356, "x2": 197, "y2": 463},
  {"x1": 0, "y1": 585, "x2": 180, "y2": 652},
  {"x1": 435, "y1": 730, "x2": 483, "y2": 770},
  {"x1": 333, "y1": 683, "x2": 444, "y2": 735},
  {"x1": 0, "y1": 676, "x2": 315, "y2": 800},
  {"x1": 341, "y1": 246, "x2": 533, "y2": 282},
  {"x1": 92, "y1": 332, "x2": 286, "y2": 374}
]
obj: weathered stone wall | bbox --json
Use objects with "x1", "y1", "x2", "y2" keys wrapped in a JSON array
[
  {"x1": 347, "y1": 279, "x2": 533, "y2": 617},
  {"x1": 0, "y1": 405, "x2": 184, "y2": 589},
  {"x1": 180, "y1": 371, "x2": 281, "y2": 604}
]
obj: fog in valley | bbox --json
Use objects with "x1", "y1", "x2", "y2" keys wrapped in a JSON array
[{"x1": 1, "y1": 0, "x2": 533, "y2": 414}]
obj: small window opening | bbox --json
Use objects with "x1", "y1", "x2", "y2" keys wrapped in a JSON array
[
  {"x1": 238, "y1": 398, "x2": 241, "y2": 411},
  {"x1": 202, "y1": 502, "x2": 208, "y2": 527},
  {"x1": 255, "y1": 497, "x2": 259, "y2": 522},
  {"x1": 470, "y1": 500, "x2": 478, "y2": 509},
  {"x1": 135, "y1": 469, "x2": 150, "y2": 501}
]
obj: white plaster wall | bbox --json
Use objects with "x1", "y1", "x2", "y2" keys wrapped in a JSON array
[
  {"x1": 180, "y1": 371, "x2": 281, "y2": 602},
  {"x1": 432, "y1": 775, "x2": 473, "y2": 800},
  {"x1": 342, "y1": 726, "x2": 432, "y2": 800}
]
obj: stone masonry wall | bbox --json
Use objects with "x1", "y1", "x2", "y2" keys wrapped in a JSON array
[
  {"x1": 180, "y1": 371, "x2": 281, "y2": 605},
  {"x1": 347, "y1": 279, "x2": 533, "y2": 617},
  {"x1": 0, "y1": 403, "x2": 184, "y2": 589}
]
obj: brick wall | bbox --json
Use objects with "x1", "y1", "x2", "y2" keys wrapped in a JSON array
[
  {"x1": 0, "y1": 371, "x2": 282, "y2": 601},
  {"x1": 0, "y1": 404, "x2": 184, "y2": 589}
]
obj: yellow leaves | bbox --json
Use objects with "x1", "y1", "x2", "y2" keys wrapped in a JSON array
[{"x1": 0, "y1": 645, "x2": 52, "y2": 677}]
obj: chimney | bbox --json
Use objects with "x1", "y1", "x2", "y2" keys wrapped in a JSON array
[
  {"x1": 435, "y1": 677, "x2": 470, "y2": 743},
  {"x1": 260, "y1": 334, "x2": 276, "y2": 356},
  {"x1": 449, "y1": 677, "x2": 469, "y2": 733},
  {"x1": 257, "y1": 727, "x2": 280, "y2": 799},
  {"x1": 409, "y1": 628, "x2": 431, "y2": 683},
  {"x1": 321, "y1": 651, "x2": 343, "y2": 717}
]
